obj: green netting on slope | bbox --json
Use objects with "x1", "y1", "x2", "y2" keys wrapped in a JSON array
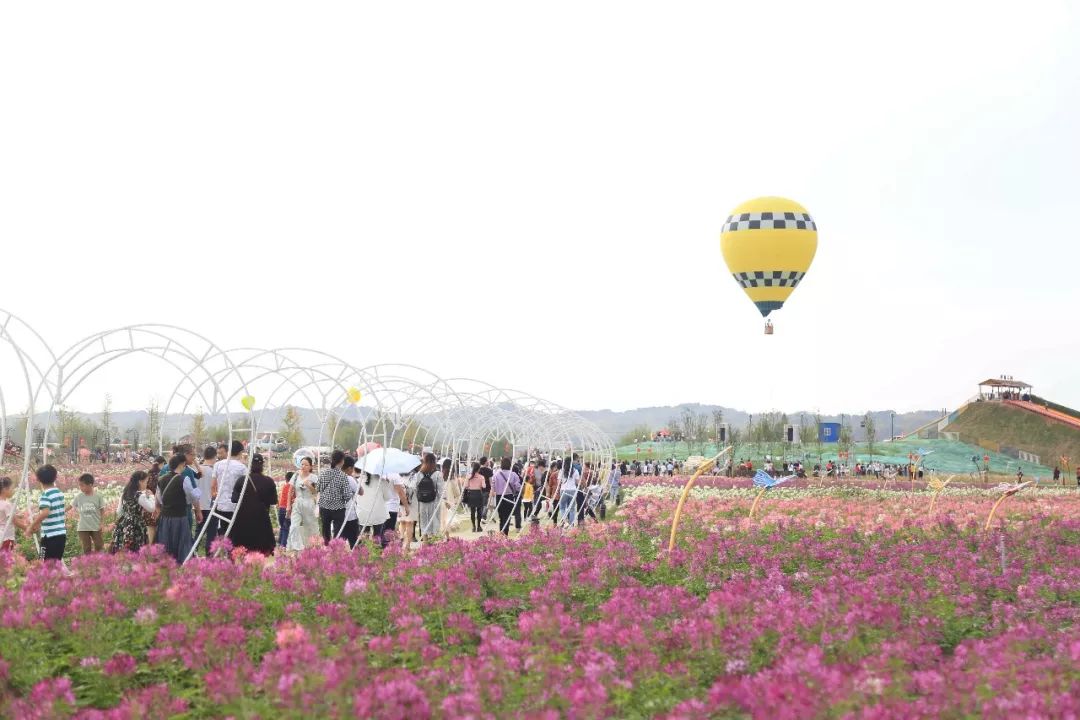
[{"x1": 615, "y1": 438, "x2": 1051, "y2": 476}]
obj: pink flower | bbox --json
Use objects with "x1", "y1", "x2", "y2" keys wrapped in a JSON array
[
  {"x1": 209, "y1": 536, "x2": 234, "y2": 556},
  {"x1": 344, "y1": 578, "x2": 367, "y2": 595},
  {"x1": 103, "y1": 653, "x2": 137, "y2": 677},
  {"x1": 134, "y1": 606, "x2": 158, "y2": 624},
  {"x1": 275, "y1": 622, "x2": 309, "y2": 648}
]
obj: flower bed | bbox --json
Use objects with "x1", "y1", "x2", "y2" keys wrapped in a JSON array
[{"x1": 0, "y1": 487, "x2": 1078, "y2": 718}]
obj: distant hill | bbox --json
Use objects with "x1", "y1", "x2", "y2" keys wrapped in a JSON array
[
  {"x1": 18, "y1": 404, "x2": 945, "y2": 448},
  {"x1": 575, "y1": 404, "x2": 943, "y2": 442},
  {"x1": 20, "y1": 407, "x2": 341, "y2": 446}
]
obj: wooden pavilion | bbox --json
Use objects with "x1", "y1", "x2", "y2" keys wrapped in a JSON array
[{"x1": 977, "y1": 377, "x2": 1033, "y2": 401}]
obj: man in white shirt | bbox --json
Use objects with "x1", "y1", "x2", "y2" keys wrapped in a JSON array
[
  {"x1": 195, "y1": 445, "x2": 216, "y2": 555},
  {"x1": 384, "y1": 472, "x2": 407, "y2": 531},
  {"x1": 340, "y1": 456, "x2": 361, "y2": 548},
  {"x1": 209, "y1": 440, "x2": 247, "y2": 549}
]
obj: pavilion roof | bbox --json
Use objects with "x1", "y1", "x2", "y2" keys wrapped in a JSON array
[{"x1": 978, "y1": 378, "x2": 1032, "y2": 389}]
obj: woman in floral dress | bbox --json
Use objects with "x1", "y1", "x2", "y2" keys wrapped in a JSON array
[{"x1": 111, "y1": 471, "x2": 156, "y2": 553}]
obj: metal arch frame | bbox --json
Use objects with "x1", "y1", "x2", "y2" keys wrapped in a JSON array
[
  {"x1": 346, "y1": 366, "x2": 469, "y2": 539},
  {"x1": 162, "y1": 348, "x2": 379, "y2": 561},
  {"x1": 167, "y1": 354, "x2": 466, "y2": 545},
  {"x1": 164, "y1": 347, "x2": 371, "y2": 451},
  {"x1": 439, "y1": 378, "x2": 614, "y2": 532},
  {"x1": 0, "y1": 311, "x2": 619, "y2": 560},
  {"x1": 438, "y1": 397, "x2": 545, "y2": 534},
  {"x1": 40, "y1": 324, "x2": 249, "y2": 448},
  {"x1": 40, "y1": 325, "x2": 250, "y2": 565},
  {"x1": 445, "y1": 378, "x2": 613, "y2": 463},
  {"x1": 0, "y1": 309, "x2": 60, "y2": 553},
  {"x1": 168, "y1": 355, "x2": 469, "y2": 543}
]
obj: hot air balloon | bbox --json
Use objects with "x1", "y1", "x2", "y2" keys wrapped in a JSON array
[{"x1": 721, "y1": 197, "x2": 817, "y2": 333}]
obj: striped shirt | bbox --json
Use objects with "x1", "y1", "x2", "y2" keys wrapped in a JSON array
[{"x1": 38, "y1": 487, "x2": 66, "y2": 537}]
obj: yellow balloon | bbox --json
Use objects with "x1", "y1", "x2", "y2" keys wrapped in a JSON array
[
  {"x1": 347, "y1": 387, "x2": 362, "y2": 405},
  {"x1": 720, "y1": 196, "x2": 817, "y2": 317},
  {"x1": 241, "y1": 395, "x2": 256, "y2": 412}
]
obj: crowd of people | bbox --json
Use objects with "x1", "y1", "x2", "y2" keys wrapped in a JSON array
[
  {"x1": 623, "y1": 459, "x2": 683, "y2": 477},
  {"x1": 0, "y1": 443, "x2": 625, "y2": 565},
  {"x1": 713, "y1": 457, "x2": 938, "y2": 480}
]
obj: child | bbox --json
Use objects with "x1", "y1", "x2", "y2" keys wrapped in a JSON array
[
  {"x1": 586, "y1": 481, "x2": 604, "y2": 522},
  {"x1": 29, "y1": 465, "x2": 66, "y2": 561},
  {"x1": 278, "y1": 471, "x2": 294, "y2": 548},
  {"x1": 521, "y1": 474, "x2": 535, "y2": 523},
  {"x1": 73, "y1": 473, "x2": 105, "y2": 553},
  {"x1": 0, "y1": 477, "x2": 29, "y2": 552}
]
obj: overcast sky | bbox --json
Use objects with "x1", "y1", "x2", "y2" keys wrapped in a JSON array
[{"x1": 2, "y1": 1, "x2": 1079, "y2": 416}]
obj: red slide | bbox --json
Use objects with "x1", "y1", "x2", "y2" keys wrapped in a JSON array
[{"x1": 1004, "y1": 400, "x2": 1080, "y2": 430}]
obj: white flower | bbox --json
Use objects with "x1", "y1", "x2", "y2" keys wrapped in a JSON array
[
  {"x1": 725, "y1": 659, "x2": 747, "y2": 674},
  {"x1": 856, "y1": 676, "x2": 885, "y2": 695}
]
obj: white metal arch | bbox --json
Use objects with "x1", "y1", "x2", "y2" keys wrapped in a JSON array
[
  {"x1": 0, "y1": 312, "x2": 619, "y2": 562},
  {"x1": 0, "y1": 309, "x2": 60, "y2": 552}
]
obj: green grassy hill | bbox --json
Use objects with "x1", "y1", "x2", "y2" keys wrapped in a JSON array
[
  {"x1": 947, "y1": 401, "x2": 1080, "y2": 474},
  {"x1": 615, "y1": 437, "x2": 1051, "y2": 475}
]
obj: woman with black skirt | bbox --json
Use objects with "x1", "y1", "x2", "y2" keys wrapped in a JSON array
[
  {"x1": 229, "y1": 454, "x2": 278, "y2": 555},
  {"x1": 465, "y1": 463, "x2": 486, "y2": 532},
  {"x1": 156, "y1": 456, "x2": 195, "y2": 563}
]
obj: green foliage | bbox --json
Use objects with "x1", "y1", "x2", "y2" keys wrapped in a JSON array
[
  {"x1": 813, "y1": 412, "x2": 824, "y2": 462},
  {"x1": 839, "y1": 418, "x2": 854, "y2": 453},
  {"x1": 487, "y1": 438, "x2": 513, "y2": 459},
  {"x1": 400, "y1": 417, "x2": 429, "y2": 453},
  {"x1": 279, "y1": 405, "x2": 305, "y2": 450},
  {"x1": 100, "y1": 395, "x2": 114, "y2": 448},
  {"x1": 190, "y1": 409, "x2": 206, "y2": 451},
  {"x1": 749, "y1": 411, "x2": 785, "y2": 444},
  {"x1": 204, "y1": 423, "x2": 231, "y2": 445},
  {"x1": 54, "y1": 407, "x2": 98, "y2": 459},
  {"x1": 864, "y1": 412, "x2": 877, "y2": 459},
  {"x1": 333, "y1": 418, "x2": 362, "y2": 452},
  {"x1": 617, "y1": 424, "x2": 653, "y2": 446},
  {"x1": 799, "y1": 415, "x2": 815, "y2": 453},
  {"x1": 146, "y1": 401, "x2": 162, "y2": 453},
  {"x1": 728, "y1": 426, "x2": 743, "y2": 461},
  {"x1": 748, "y1": 629, "x2": 781, "y2": 672}
]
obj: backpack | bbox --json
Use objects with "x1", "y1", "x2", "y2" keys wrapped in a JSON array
[{"x1": 416, "y1": 472, "x2": 437, "y2": 503}]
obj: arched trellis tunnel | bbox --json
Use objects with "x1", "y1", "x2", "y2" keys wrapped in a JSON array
[{"x1": 0, "y1": 314, "x2": 614, "y2": 560}]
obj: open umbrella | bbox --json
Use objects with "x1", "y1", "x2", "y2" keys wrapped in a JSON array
[
  {"x1": 356, "y1": 441, "x2": 382, "y2": 457},
  {"x1": 293, "y1": 446, "x2": 331, "y2": 468},
  {"x1": 356, "y1": 447, "x2": 422, "y2": 476}
]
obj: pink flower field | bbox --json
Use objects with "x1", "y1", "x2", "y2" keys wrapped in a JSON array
[{"x1": 1, "y1": 485, "x2": 1078, "y2": 719}]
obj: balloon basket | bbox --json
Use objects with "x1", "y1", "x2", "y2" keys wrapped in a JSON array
[{"x1": 764, "y1": 322, "x2": 774, "y2": 335}]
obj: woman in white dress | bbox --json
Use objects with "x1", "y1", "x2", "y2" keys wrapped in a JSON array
[
  {"x1": 354, "y1": 473, "x2": 391, "y2": 547},
  {"x1": 286, "y1": 457, "x2": 319, "y2": 551}
]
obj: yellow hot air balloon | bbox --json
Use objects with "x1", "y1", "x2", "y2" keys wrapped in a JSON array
[
  {"x1": 347, "y1": 387, "x2": 362, "y2": 405},
  {"x1": 721, "y1": 197, "x2": 817, "y2": 330},
  {"x1": 241, "y1": 395, "x2": 256, "y2": 412}
]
